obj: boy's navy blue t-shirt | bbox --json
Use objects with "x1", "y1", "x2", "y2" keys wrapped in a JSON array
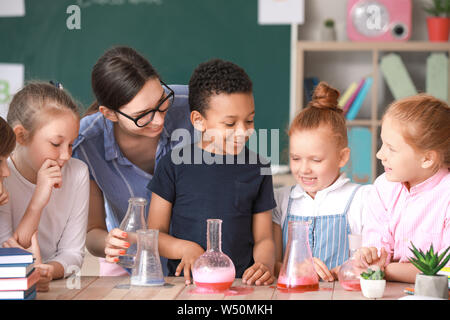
[{"x1": 147, "y1": 143, "x2": 276, "y2": 278}]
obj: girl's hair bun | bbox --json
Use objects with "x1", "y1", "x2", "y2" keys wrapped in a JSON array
[
  {"x1": 289, "y1": 81, "x2": 347, "y2": 148},
  {"x1": 308, "y1": 81, "x2": 342, "y2": 113}
]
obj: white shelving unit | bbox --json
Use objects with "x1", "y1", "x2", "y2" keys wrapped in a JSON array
[{"x1": 295, "y1": 41, "x2": 450, "y2": 182}]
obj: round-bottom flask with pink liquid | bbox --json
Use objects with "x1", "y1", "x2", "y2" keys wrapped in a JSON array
[
  {"x1": 192, "y1": 219, "x2": 236, "y2": 293},
  {"x1": 193, "y1": 266, "x2": 235, "y2": 292}
]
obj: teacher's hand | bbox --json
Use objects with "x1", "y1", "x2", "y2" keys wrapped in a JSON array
[{"x1": 104, "y1": 228, "x2": 130, "y2": 263}]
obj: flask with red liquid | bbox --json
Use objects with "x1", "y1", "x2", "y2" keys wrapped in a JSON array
[
  {"x1": 338, "y1": 234, "x2": 366, "y2": 291},
  {"x1": 192, "y1": 219, "x2": 236, "y2": 292},
  {"x1": 277, "y1": 221, "x2": 319, "y2": 292}
]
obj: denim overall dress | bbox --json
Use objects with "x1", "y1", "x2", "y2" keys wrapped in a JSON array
[{"x1": 281, "y1": 185, "x2": 362, "y2": 270}]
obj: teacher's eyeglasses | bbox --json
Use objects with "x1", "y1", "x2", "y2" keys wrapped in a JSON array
[{"x1": 114, "y1": 80, "x2": 174, "y2": 128}]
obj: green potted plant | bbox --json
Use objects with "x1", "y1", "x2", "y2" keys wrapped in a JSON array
[
  {"x1": 408, "y1": 242, "x2": 450, "y2": 299},
  {"x1": 359, "y1": 266, "x2": 386, "y2": 299},
  {"x1": 320, "y1": 18, "x2": 336, "y2": 41},
  {"x1": 423, "y1": 0, "x2": 450, "y2": 41}
]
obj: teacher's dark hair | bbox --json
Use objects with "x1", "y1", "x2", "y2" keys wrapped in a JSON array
[{"x1": 85, "y1": 46, "x2": 160, "y2": 116}]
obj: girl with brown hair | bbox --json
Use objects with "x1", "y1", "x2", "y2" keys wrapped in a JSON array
[
  {"x1": 359, "y1": 94, "x2": 450, "y2": 283},
  {"x1": 272, "y1": 82, "x2": 369, "y2": 282}
]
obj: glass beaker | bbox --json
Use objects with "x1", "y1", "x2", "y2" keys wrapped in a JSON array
[
  {"x1": 131, "y1": 229, "x2": 165, "y2": 286},
  {"x1": 117, "y1": 197, "x2": 147, "y2": 269},
  {"x1": 338, "y1": 234, "x2": 365, "y2": 291},
  {"x1": 192, "y1": 219, "x2": 236, "y2": 292},
  {"x1": 277, "y1": 221, "x2": 319, "y2": 292}
]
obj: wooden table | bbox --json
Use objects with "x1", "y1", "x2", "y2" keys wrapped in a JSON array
[{"x1": 37, "y1": 276, "x2": 411, "y2": 300}]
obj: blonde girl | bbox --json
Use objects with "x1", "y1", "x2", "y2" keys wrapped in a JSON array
[{"x1": 0, "y1": 82, "x2": 89, "y2": 291}]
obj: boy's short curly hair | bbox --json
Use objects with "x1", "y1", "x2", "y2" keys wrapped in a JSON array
[{"x1": 188, "y1": 59, "x2": 253, "y2": 116}]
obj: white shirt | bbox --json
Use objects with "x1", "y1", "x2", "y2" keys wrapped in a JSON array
[
  {"x1": 0, "y1": 157, "x2": 90, "y2": 277},
  {"x1": 272, "y1": 173, "x2": 371, "y2": 235}
]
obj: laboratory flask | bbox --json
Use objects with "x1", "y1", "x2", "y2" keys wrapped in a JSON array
[
  {"x1": 338, "y1": 234, "x2": 365, "y2": 291},
  {"x1": 192, "y1": 219, "x2": 236, "y2": 292},
  {"x1": 131, "y1": 229, "x2": 165, "y2": 286},
  {"x1": 277, "y1": 220, "x2": 319, "y2": 292},
  {"x1": 117, "y1": 197, "x2": 147, "y2": 269}
]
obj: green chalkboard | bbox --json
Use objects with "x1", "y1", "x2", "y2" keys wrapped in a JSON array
[{"x1": 0, "y1": 0, "x2": 290, "y2": 162}]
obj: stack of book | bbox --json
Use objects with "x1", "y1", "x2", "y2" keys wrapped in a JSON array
[
  {"x1": 304, "y1": 76, "x2": 373, "y2": 121},
  {"x1": 338, "y1": 76, "x2": 373, "y2": 120},
  {"x1": 0, "y1": 248, "x2": 39, "y2": 300}
]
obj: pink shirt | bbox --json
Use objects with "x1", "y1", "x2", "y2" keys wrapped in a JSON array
[{"x1": 362, "y1": 169, "x2": 450, "y2": 264}]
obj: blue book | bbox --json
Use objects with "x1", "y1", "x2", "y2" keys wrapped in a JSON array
[
  {"x1": 0, "y1": 248, "x2": 33, "y2": 265},
  {"x1": 0, "y1": 263, "x2": 35, "y2": 278},
  {"x1": 24, "y1": 288, "x2": 37, "y2": 300},
  {"x1": 343, "y1": 127, "x2": 372, "y2": 184},
  {"x1": 0, "y1": 285, "x2": 36, "y2": 300},
  {"x1": 345, "y1": 77, "x2": 373, "y2": 120}
]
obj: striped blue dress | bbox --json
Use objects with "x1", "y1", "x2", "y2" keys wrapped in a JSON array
[{"x1": 282, "y1": 185, "x2": 362, "y2": 270}]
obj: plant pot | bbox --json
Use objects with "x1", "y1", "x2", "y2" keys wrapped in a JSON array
[
  {"x1": 427, "y1": 17, "x2": 450, "y2": 42},
  {"x1": 414, "y1": 274, "x2": 449, "y2": 299},
  {"x1": 360, "y1": 278, "x2": 386, "y2": 299},
  {"x1": 320, "y1": 27, "x2": 336, "y2": 41}
]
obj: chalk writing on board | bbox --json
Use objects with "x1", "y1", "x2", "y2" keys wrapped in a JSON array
[
  {"x1": 76, "y1": 0, "x2": 162, "y2": 8},
  {"x1": 0, "y1": 80, "x2": 10, "y2": 104}
]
